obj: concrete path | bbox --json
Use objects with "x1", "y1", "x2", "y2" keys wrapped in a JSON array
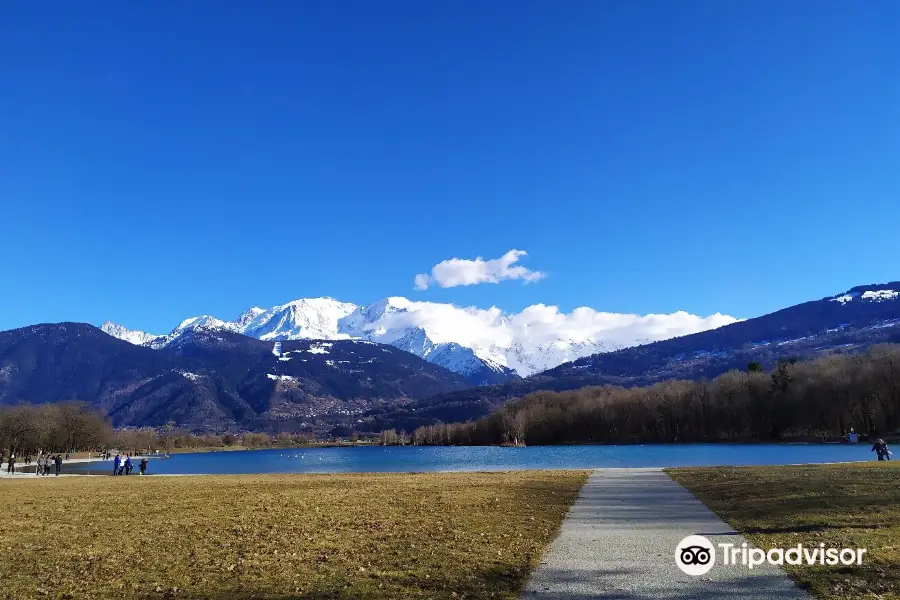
[{"x1": 522, "y1": 469, "x2": 811, "y2": 599}]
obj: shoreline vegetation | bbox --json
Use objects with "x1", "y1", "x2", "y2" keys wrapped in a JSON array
[
  {"x1": 0, "y1": 404, "x2": 393, "y2": 463},
  {"x1": 669, "y1": 462, "x2": 900, "y2": 599},
  {"x1": 409, "y1": 345, "x2": 900, "y2": 446},
  {"x1": 0, "y1": 470, "x2": 587, "y2": 599}
]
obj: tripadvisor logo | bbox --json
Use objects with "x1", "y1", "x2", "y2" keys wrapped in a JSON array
[
  {"x1": 676, "y1": 535, "x2": 716, "y2": 576},
  {"x1": 675, "y1": 535, "x2": 867, "y2": 576}
]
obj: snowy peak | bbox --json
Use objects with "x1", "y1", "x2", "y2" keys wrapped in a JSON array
[
  {"x1": 237, "y1": 307, "x2": 265, "y2": 327},
  {"x1": 387, "y1": 328, "x2": 514, "y2": 384},
  {"x1": 243, "y1": 297, "x2": 357, "y2": 341},
  {"x1": 175, "y1": 315, "x2": 231, "y2": 333},
  {"x1": 500, "y1": 338, "x2": 612, "y2": 377},
  {"x1": 338, "y1": 297, "x2": 411, "y2": 338},
  {"x1": 101, "y1": 293, "x2": 738, "y2": 379},
  {"x1": 100, "y1": 321, "x2": 161, "y2": 346}
]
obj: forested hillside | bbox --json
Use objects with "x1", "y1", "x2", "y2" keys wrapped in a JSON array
[
  {"x1": 0, "y1": 323, "x2": 469, "y2": 432},
  {"x1": 410, "y1": 345, "x2": 900, "y2": 445}
]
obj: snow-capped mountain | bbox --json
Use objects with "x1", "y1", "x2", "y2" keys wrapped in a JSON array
[
  {"x1": 244, "y1": 298, "x2": 358, "y2": 341},
  {"x1": 1, "y1": 323, "x2": 470, "y2": 431},
  {"x1": 102, "y1": 298, "x2": 516, "y2": 384},
  {"x1": 99, "y1": 321, "x2": 162, "y2": 346},
  {"x1": 499, "y1": 339, "x2": 614, "y2": 377},
  {"x1": 101, "y1": 296, "x2": 736, "y2": 380},
  {"x1": 389, "y1": 327, "x2": 510, "y2": 380}
]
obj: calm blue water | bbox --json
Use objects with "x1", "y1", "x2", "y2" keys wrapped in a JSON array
[{"x1": 66, "y1": 443, "x2": 878, "y2": 475}]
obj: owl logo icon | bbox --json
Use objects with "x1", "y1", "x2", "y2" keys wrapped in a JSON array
[{"x1": 675, "y1": 535, "x2": 716, "y2": 576}]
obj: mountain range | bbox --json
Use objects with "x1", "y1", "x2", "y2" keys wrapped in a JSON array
[
  {"x1": 0, "y1": 323, "x2": 469, "y2": 431},
  {"x1": 101, "y1": 296, "x2": 735, "y2": 384},
  {"x1": 2, "y1": 281, "x2": 898, "y2": 434}
]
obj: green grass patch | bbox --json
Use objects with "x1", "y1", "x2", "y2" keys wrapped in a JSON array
[
  {"x1": 669, "y1": 462, "x2": 900, "y2": 599},
  {"x1": 0, "y1": 470, "x2": 586, "y2": 600}
]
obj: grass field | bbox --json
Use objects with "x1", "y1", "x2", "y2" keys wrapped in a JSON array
[
  {"x1": 0, "y1": 470, "x2": 586, "y2": 600},
  {"x1": 669, "y1": 462, "x2": 900, "y2": 600}
]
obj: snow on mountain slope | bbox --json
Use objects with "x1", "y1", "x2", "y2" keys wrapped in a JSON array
[
  {"x1": 338, "y1": 297, "x2": 412, "y2": 339},
  {"x1": 101, "y1": 297, "x2": 737, "y2": 378},
  {"x1": 831, "y1": 288, "x2": 899, "y2": 303},
  {"x1": 500, "y1": 339, "x2": 613, "y2": 376},
  {"x1": 862, "y1": 289, "x2": 899, "y2": 301},
  {"x1": 100, "y1": 321, "x2": 161, "y2": 346},
  {"x1": 240, "y1": 298, "x2": 358, "y2": 341},
  {"x1": 387, "y1": 327, "x2": 515, "y2": 383}
]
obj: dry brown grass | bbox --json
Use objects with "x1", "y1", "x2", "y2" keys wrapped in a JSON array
[
  {"x1": 669, "y1": 462, "x2": 900, "y2": 600},
  {"x1": 0, "y1": 471, "x2": 586, "y2": 600}
]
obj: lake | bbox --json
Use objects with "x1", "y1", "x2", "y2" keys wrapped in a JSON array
[{"x1": 65, "y1": 443, "x2": 878, "y2": 475}]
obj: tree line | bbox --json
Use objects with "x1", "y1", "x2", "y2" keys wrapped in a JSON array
[
  {"x1": 409, "y1": 345, "x2": 900, "y2": 445},
  {"x1": 0, "y1": 402, "x2": 110, "y2": 457},
  {"x1": 109, "y1": 429, "x2": 322, "y2": 454},
  {"x1": 0, "y1": 402, "x2": 328, "y2": 457},
  {"x1": 0, "y1": 401, "x2": 412, "y2": 458}
]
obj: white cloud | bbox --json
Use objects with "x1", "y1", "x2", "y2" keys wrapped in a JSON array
[
  {"x1": 414, "y1": 249, "x2": 546, "y2": 290},
  {"x1": 359, "y1": 299, "x2": 740, "y2": 376}
]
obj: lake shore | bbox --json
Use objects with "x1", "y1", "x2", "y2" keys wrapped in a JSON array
[
  {"x1": 158, "y1": 436, "x2": 899, "y2": 456},
  {"x1": 61, "y1": 442, "x2": 880, "y2": 476},
  {"x1": 3, "y1": 453, "x2": 166, "y2": 477},
  {"x1": 9, "y1": 442, "x2": 885, "y2": 477}
]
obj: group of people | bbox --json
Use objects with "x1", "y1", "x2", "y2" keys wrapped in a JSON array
[
  {"x1": 3, "y1": 451, "x2": 157, "y2": 477},
  {"x1": 112, "y1": 453, "x2": 148, "y2": 476},
  {"x1": 35, "y1": 454, "x2": 64, "y2": 476},
  {"x1": 3, "y1": 453, "x2": 64, "y2": 475}
]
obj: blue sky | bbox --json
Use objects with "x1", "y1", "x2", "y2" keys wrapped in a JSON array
[{"x1": 2, "y1": 0, "x2": 898, "y2": 333}]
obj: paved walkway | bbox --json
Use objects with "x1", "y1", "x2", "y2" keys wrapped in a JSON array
[{"x1": 522, "y1": 469, "x2": 811, "y2": 600}]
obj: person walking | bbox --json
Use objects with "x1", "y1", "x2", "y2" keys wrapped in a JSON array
[
  {"x1": 139, "y1": 458, "x2": 148, "y2": 475},
  {"x1": 37, "y1": 455, "x2": 45, "y2": 476},
  {"x1": 54, "y1": 454, "x2": 62, "y2": 476},
  {"x1": 124, "y1": 454, "x2": 133, "y2": 476},
  {"x1": 872, "y1": 439, "x2": 892, "y2": 461},
  {"x1": 6, "y1": 454, "x2": 15, "y2": 475},
  {"x1": 113, "y1": 453, "x2": 122, "y2": 476}
]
